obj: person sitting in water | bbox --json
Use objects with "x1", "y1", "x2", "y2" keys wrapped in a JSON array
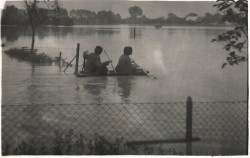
[
  {"x1": 115, "y1": 46, "x2": 137, "y2": 74},
  {"x1": 83, "y1": 46, "x2": 112, "y2": 75}
]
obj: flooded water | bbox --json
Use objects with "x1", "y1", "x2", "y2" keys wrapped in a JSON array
[
  {"x1": 2, "y1": 25, "x2": 248, "y2": 104},
  {"x1": 1, "y1": 25, "x2": 248, "y2": 155}
]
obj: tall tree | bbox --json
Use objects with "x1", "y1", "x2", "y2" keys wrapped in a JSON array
[
  {"x1": 128, "y1": 6, "x2": 143, "y2": 19},
  {"x1": 24, "y1": 0, "x2": 60, "y2": 52},
  {"x1": 1, "y1": 5, "x2": 20, "y2": 25},
  {"x1": 212, "y1": 0, "x2": 247, "y2": 68}
]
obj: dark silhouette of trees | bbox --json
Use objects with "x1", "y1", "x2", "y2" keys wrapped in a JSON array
[
  {"x1": 127, "y1": 6, "x2": 143, "y2": 24},
  {"x1": 1, "y1": 5, "x2": 73, "y2": 26},
  {"x1": 96, "y1": 10, "x2": 121, "y2": 24},
  {"x1": 128, "y1": 6, "x2": 143, "y2": 18},
  {"x1": 2, "y1": 4, "x2": 236, "y2": 27},
  {"x1": 69, "y1": 9, "x2": 97, "y2": 24},
  {"x1": 1, "y1": 5, "x2": 27, "y2": 25},
  {"x1": 37, "y1": 8, "x2": 51, "y2": 25},
  {"x1": 212, "y1": 0, "x2": 247, "y2": 68},
  {"x1": 201, "y1": 12, "x2": 224, "y2": 25},
  {"x1": 23, "y1": 0, "x2": 61, "y2": 52},
  {"x1": 166, "y1": 13, "x2": 185, "y2": 25},
  {"x1": 50, "y1": 8, "x2": 73, "y2": 26},
  {"x1": 69, "y1": 9, "x2": 121, "y2": 24}
]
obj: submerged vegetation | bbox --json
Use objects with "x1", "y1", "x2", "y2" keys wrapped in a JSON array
[
  {"x1": 2, "y1": 129, "x2": 183, "y2": 155},
  {"x1": 5, "y1": 48, "x2": 54, "y2": 63}
]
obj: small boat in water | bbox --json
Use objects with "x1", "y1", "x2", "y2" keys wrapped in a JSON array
[{"x1": 76, "y1": 70, "x2": 147, "y2": 77}]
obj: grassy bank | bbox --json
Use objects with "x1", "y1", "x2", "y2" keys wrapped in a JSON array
[{"x1": 4, "y1": 48, "x2": 54, "y2": 63}]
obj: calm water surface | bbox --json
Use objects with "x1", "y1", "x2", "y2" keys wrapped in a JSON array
[
  {"x1": 2, "y1": 25, "x2": 247, "y2": 104},
  {"x1": 1, "y1": 25, "x2": 248, "y2": 155}
]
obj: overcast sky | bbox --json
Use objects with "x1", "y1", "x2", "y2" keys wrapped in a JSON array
[{"x1": 3, "y1": 0, "x2": 217, "y2": 18}]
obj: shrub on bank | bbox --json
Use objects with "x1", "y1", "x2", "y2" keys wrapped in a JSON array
[{"x1": 4, "y1": 48, "x2": 54, "y2": 63}]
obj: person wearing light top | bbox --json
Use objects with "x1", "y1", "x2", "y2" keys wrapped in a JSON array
[{"x1": 115, "y1": 46, "x2": 137, "y2": 74}]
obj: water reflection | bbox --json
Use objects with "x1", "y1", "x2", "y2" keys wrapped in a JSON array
[
  {"x1": 31, "y1": 63, "x2": 36, "y2": 74},
  {"x1": 75, "y1": 27, "x2": 120, "y2": 36},
  {"x1": 1, "y1": 26, "x2": 120, "y2": 43},
  {"x1": 204, "y1": 28, "x2": 225, "y2": 37},
  {"x1": 37, "y1": 27, "x2": 74, "y2": 39},
  {"x1": 1, "y1": 26, "x2": 20, "y2": 42},
  {"x1": 117, "y1": 76, "x2": 134, "y2": 103},
  {"x1": 84, "y1": 77, "x2": 108, "y2": 102},
  {"x1": 129, "y1": 27, "x2": 142, "y2": 39}
]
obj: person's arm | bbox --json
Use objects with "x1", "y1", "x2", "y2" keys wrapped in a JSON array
[
  {"x1": 94, "y1": 56, "x2": 111, "y2": 68},
  {"x1": 126, "y1": 57, "x2": 137, "y2": 72}
]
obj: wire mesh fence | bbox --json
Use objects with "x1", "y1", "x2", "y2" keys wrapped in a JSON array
[{"x1": 1, "y1": 98, "x2": 248, "y2": 155}]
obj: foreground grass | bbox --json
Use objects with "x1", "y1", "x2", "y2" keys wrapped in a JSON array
[{"x1": 2, "y1": 129, "x2": 183, "y2": 155}]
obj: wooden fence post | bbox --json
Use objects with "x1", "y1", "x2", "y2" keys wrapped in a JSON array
[
  {"x1": 134, "y1": 27, "x2": 136, "y2": 39},
  {"x1": 186, "y1": 96, "x2": 193, "y2": 155},
  {"x1": 59, "y1": 52, "x2": 62, "y2": 61},
  {"x1": 74, "y1": 43, "x2": 80, "y2": 74}
]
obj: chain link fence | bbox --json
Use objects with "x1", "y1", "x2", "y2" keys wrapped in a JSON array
[{"x1": 2, "y1": 98, "x2": 248, "y2": 155}]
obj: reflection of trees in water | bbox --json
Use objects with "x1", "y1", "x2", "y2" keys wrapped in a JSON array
[
  {"x1": 75, "y1": 28, "x2": 120, "y2": 36},
  {"x1": 1, "y1": 26, "x2": 22, "y2": 42},
  {"x1": 204, "y1": 28, "x2": 225, "y2": 37},
  {"x1": 2, "y1": 26, "x2": 120, "y2": 42},
  {"x1": 117, "y1": 76, "x2": 134, "y2": 102},
  {"x1": 129, "y1": 27, "x2": 142, "y2": 39},
  {"x1": 84, "y1": 77, "x2": 108, "y2": 102},
  {"x1": 166, "y1": 29, "x2": 177, "y2": 36},
  {"x1": 36, "y1": 26, "x2": 74, "y2": 39}
]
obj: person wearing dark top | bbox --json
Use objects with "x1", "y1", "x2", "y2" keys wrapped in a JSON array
[
  {"x1": 83, "y1": 46, "x2": 111, "y2": 75},
  {"x1": 115, "y1": 46, "x2": 137, "y2": 74}
]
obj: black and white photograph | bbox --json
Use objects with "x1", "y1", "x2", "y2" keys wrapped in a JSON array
[{"x1": 1, "y1": 0, "x2": 248, "y2": 156}]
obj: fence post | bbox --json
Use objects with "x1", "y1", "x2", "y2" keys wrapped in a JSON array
[
  {"x1": 186, "y1": 96, "x2": 193, "y2": 155},
  {"x1": 74, "y1": 43, "x2": 80, "y2": 74},
  {"x1": 59, "y1": 52, "x2": 62, "y2": 61},
  {"x1": 134, "y1": 27, "x2": 136, "y2": 39}
]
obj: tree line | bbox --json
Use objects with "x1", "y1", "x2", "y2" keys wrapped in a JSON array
[
  {"x1": 2, "y1": 5, "x2": 226, "y2": 26},
  {"x1": 1, "y1": 5, "x2": 73, "y2": 26}
]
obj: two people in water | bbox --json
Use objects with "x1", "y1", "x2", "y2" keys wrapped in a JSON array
[{"x1": 83, "y1": 46, "x2": 138, "y2": 75}]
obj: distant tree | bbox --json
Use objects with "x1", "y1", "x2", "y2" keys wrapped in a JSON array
[
  {"x1": 201, "y1": 12, "x2": 224, "y2": 25},
  {"x1": 128, "y1": 6, "x2": 143, "y2": 19},
  {"x1": 151, "y1": 16, "x2": 165, "y2": 24},
  {"x1": 50, "y1": 8, "x2": 73, "y2": 26},
  {"x1": 1, "y1": 5, "x2": 25, "y2": 25},
  {"x1": 37, "y1": 8, "x2": 51, "y2": 25},
  {"x1": 185, "y1": 13, "x2": 198, "y2": 17},
  {"x1": 69, "y1": 9, "x2": 97, "y2": 24},
  {"x1": 96, "y1": 10, "x2": 121, "y2": 24},
  {"x1": 184, "y1": 13, "x2": 198, "y2": 24},
  {"x1": 212, "y1": 0, "x2": 247, "y2": 68},
  {"x1": 166, "y1": 13, "x2": 184, "y2": 25},
  {"x1": 23, "y1": 0, "x2": 60, "y2": 52}
]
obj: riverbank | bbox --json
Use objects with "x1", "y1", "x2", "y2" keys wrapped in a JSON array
[{"x1": 4, "y1": 48, "x2": 55, "y2": 63}]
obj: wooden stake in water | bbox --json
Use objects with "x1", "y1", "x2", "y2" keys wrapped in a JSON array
[
  {"x1": 59, "y1": 52, "x2": 62, "y2": 61},
  {"x1": 74, "y1": 43, "x2": 80, "y2": 74},
  {"x1": 134, "y1": 27, "x2": 136, "y2": 39}
]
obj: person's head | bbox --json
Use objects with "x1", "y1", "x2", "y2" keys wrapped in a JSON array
[
  {"x1": 95, "y1": 46, "x2": 103, "y2": 54},
  {"x1": 124, "y1": 46, "x2": 132, "y2": 55}
]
